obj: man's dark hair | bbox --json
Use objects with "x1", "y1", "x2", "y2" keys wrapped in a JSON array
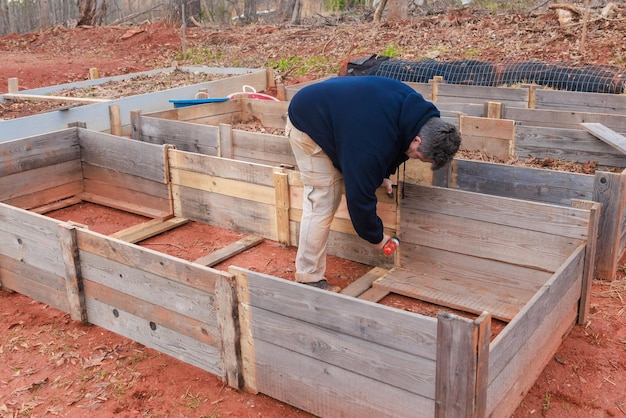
[{"x1": 418, "y1": 117, "x2": 462, "y2": 170}]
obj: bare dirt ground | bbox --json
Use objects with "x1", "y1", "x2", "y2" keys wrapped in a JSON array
[{"x1": 1, "y1": 3, "x2": 626, "y2": 417}]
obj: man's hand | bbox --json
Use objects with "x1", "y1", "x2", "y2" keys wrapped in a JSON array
[
  {"x1": 381, "y1": 178, "x2": 393, "y2": 196},
  {"x1": 373, "y1": 233, "x2": 391, "y2": 250}
]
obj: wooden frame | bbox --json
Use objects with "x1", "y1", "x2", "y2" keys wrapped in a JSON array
[{"x1": 0, "y1": 126, "x2": 599, "y2": 417}]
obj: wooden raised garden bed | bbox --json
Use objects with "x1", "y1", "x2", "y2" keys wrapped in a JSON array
[{"x1": 0, "y1": 125, "x2": 599, "y2": 417}]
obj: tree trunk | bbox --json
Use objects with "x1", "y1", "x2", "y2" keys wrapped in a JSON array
[
  {"x1": 77, "y1": 0, "x2": 107, "y2": 26},
  {"x1": 243, "y1": 0, "x2": 258, "y2": 23},
  {"x1": 386, "y1": 0, "x2": 407, "y2": 20}
]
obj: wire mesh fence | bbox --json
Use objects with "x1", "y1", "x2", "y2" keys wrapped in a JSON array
[{"x1": 348, "y1": 55, "x2": 626, "y2": 94}]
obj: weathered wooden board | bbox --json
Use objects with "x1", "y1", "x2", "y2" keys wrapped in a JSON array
[
  {"x1": 535, "y1": 89, "x2": 626, "y2": 114},
  {"x1": 110, "y1": 217, "x2": 189, "y2": 243},
  {"x1": 0, "y1": 254, "x2": 69, "y2": 313},
  {"x1": 460, "y1": 116, "x2": 515, "y2": 158},
  {"x1": 504, "y1": 106, "x2": 626, "y2": 131},
  {"x1": 437, "y1": 84, "x2": 528, "y2": 108},
  {"x1": 194, "y1": 234, "x2": 264, "y2": 267},
  {"x1": 78, "y1": 129, "x2": 168, "y2": 183},
  {"x1": 515, "y1": 125, "x2": 626, "y2": 167},
  {"x1": 581, "y1": 122, "x2": 626, "y2": 155},
  {"x1": 487, "y1": 246, "x2": 584, "y2": 416},
  {"x1": 240, "y1": 99, "x2": 288, "y2": 129},
  {"x1": 444, "y1": 158, "x2": 595, "y2": 205},
  {"x1": 86, "y1": 297, "x2": 224, "y2": 376},
  {"x1": 231, "y1": 131, "x2": 296, "y2": 167},
  {"x1": 135, "y1": 116, "x2": 220, "y2": 155}
]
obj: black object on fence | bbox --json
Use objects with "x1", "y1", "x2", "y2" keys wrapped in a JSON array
[{"x1": 346, "y1": 55, "x2": 626, "y2": 94}]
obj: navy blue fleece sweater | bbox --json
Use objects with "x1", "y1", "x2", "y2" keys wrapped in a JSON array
[{"x1": 288, "y1": 76, "x2": 440, "y2": 244}]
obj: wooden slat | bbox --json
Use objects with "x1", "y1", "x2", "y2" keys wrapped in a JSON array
[
  {"x1": 215, "y1": 275, "x2": 243, "y2": 389},
  {"x1": 435, "y1": 311, "x2": 490, "y2": 418},
  {"x1": 32, "y1": 196, "x2": 83, "y2": 214},
  {"x1": 572, "y1": 200, "x2": 601, "y2": 323},
  {"x1": 341, "y1": 267, "x2": 389, "y2": 298},
  {"x1": 137, "y1": 116, "x2": 220, "y2": 155},
  {"x1": 401, "y1": 183, "x2": 591, "y2": 240},
  {"x1": 5, "y1": 181, "x2": 84, "y2": 211},
  {"x1": 76, "y1": 228, "x2": 228, "y2": 293},
  {"x1": 194, "y1": 234, "x2": 264, "y2": 267},
  {"x1": 0, "y1": 159, "x2": 83, "y2": 202},
  {"x1": 374, "y1": 266, "x2": 528, "y2": 322},
  {"x1": 79, "y1": 192, "x2": 170, "y2": 219},
  {"x1": 505, "y1": 106, "x2": 626, "y2": 131},
  {"x1": 581, "y1": 122, "x2": 626, "y2": 154},
  {"x1": 2, "y1": 92, "x2": 110, "y2": 103},
  {"x1": 110, "y1": 217, "x2": 189, "y2": 243},
  {"x1": 82, "y1": 279, "x2": 220, "y2": 346},
  {"x1": 86, "y1": 298, "x2": 224, "y2": 376},
  {"x1": 78, "y1": 129, "x2": 168, "y2": 183},
  {"x1": 250, "y1": 306, "x2": 437, "y2": 397},
  {"x1": 231, "y1": 266, "x2": 438, "y2": 360},
  {"x1": 460, "y1": 116, "x2": 515, "y2": 158},
  {"x1": 59, "y1": 224, "x2": 87, "y2": 322},
  {"x1": 451, "y1": 158, "x2": 595, "y2": 205}
]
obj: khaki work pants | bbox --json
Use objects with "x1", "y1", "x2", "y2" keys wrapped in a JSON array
[{"x1": 286, "y1": 118, "x2": 344, "y2": 283}]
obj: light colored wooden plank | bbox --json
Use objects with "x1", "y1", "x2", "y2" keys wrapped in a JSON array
[
  {"x1": 194, "y1": 235, "x2": 264, "y2": 267},
  {"x1": 5, "y1": 181, "x2": 84, "y2": 211},
  {"x1": 0, "y1": 159, "x2": 83, "y2": 202},
  {"x1": 581, "y1": 122, "x2": 626, "y2": 154},
  {"x1": 374, "y1": 267, "x2": 526, "y2": 322},
  {"x1": 230, "y1": 267, "x2": 257, "y2": 393},
  {"x1": 110, "y1": 217, "x2": 188, "y2": 243},
  {"x1": 32, "y1": 196, "x2": 83, "y2": 214},
  {"x1": 3, "y1": 92, "x2": 110, "y2": 103},
  {"x1": 79, "y1": 192, "x2": 170, "y2": 219},
  {"x1": 137, "y1": 115, "x2": 220, "y2": 155},
  {"x1": 341, "y1": 267, "x2": 389, "y2": 298},
  {"x1": 0, "y1": 266, "x2": 70, "y2": 313},
  {"x1": 273, "y1": 170, "x2": 290, "y2": 245},
  {"x1": 357, "y1": 287, "x2": 390, "y2": 302}
]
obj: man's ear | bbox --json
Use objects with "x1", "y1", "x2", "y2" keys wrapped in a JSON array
[{"x1": 414, "y1": 136, "x2": 422, "y2": 147}]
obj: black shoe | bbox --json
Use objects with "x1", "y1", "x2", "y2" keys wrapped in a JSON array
[{"x1": 303, "y1": 280, "x2": 341, "y2": 293}]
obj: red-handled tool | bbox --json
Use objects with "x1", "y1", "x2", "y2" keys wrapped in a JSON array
[{"x1": 383, "y1": 237, "x2": 400, "y2": 256}]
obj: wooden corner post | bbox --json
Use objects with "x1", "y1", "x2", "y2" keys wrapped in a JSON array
[{"x1": 435, "y1": 311, "x2": 490, "y2": 418}]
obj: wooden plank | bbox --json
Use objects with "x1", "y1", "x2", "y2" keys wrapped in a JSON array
[
  {"x1": 243, "y1": 97, "x2": 289, "y2": 129},
  {"x1": 5, "y1": 181, "x2": 84, "y2": 211},
  {"x1": 341, "y1": 267, "x2": 388, "y2": 298},
  {"x1": 82, "y1": 279, "x2": 220, "y2": 346},
  {"x1": 2, "y1": 92, "x2": 110, "y2": 103},
  {"x1": 592, "y1": 171, "x2": 626, "y2": 280},
  {"x1": 32, "y1": 196, "x2": 83, "y2": 214},
  {"x1": 76, "y1": 228, "x2": 228, "y2": 293},
  {"x1": 172, "y1": 184, "x2": 277, "y2": 240},
  {"x1": 253, "y1": 339, "x2": 434, "y2": 418},
  {"x1": 137, "y1": 116, "x2": 220, "y2": 155},
  {"x1": 581, "y1": 122, "x2": 626, "y2": 154},
  {"x1": 0, "y1": 159, "x2": 83, "y2": 202},
  {"x1": 110, "y1": 217, "x2": 189, "y2": 243},
  {"x1": 215, "y1": 275, "x2": 243, "y2": 389},
  {"x1": 401, "y1": 183, "x2": 591, "y2": 240},
  {"x1": 505, "y1": 107, "x2": 626, "y2": 131},
  {"x1": 515, "y1": 125, "x2": 626, "y2": 167},
  {"x1": 78, "y1": 129, "x2": 168, "y2": 183},
  {"x1": 374, "y1": 266, "x2": 528, "y2": 322},
  {"x1": 229, "y1": 266, "x2": 438, "y2": 360},
  {"x1": 251, "y1": 305, "x2": 437, "y2": 397},
  {"x1": 0, "y1": 253, "x2": 67, "y2": 304},
  {"x1": 230, "y1": 267, "x2": 257, "y2": 393},
  {"x1": 0, "y1": 128, "x2": 79, "y2": 176},
  {"x1": 487, "y1": 268, "x2": 580, "y2": 416},
  {"x1": 194, "y1": 234, "x2": 264, "y2": 267},
  {"x1": 535, "y1": 89, "x2": 626, "y2": 114},
  {"x1": 168, "y1": 148, "x2": 276, "y2": 187},
  {"x1": 488, "y1": 245, "x2": 584, "y2": 380},
  {"x1": 79, "y1": 192, "x2": 170, "y2": 219},
  {"x1": 59, "y1": 224, "x2": 87, "y2": 322},
  {"x1": 231, "y1": 131, "x2": 296, "y2": 167},
  {"x1": 273, "y1": 170, "x2": 290, "y2": 245},
  {"x1": 437, "y1": 84, "x2": 529, "y2": 108},
  {"x1": 572, "y1": 200, "x2": 601, "y2": 323},
  {"x1": 460, "y1": 116, "x2": 515, "y2": 158},
  {"x1": 435, "y1": 311, "x2": 490, "y2": 418},
  {"x1": 86, "y1": 298, "x2": 224, "y2": 376},
  {"x1": 357, "y1": 287, "x2": 390, "y2": 302},
  {"x1": 451, "y1": 158, "x2": 595, "y2": 205}
]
